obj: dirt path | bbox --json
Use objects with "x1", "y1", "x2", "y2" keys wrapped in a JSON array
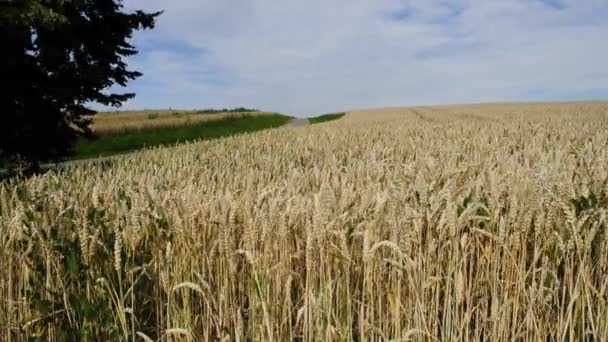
[{"x1": 284, "y1": 118, "x2": 310, "y2": 128}]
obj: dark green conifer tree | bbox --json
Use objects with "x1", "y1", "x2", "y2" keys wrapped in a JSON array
[{"x1": 1, "y1": 0, "x2": 161, "y2": 168}]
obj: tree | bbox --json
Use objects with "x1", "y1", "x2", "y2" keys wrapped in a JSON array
[{"x1": 0, "y1": 0, "x2": 161, "y2": 169}]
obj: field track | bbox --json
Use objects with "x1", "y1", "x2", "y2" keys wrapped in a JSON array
[{"x1": 284, "y1": 118, "x2": 310, "y2": 127}]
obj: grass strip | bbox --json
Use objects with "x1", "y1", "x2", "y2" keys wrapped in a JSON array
[{"x1": 309, "y1": 112, "x2": 346, "y2": 124}]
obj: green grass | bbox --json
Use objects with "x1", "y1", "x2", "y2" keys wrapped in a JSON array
[
  {"x1": 309, "y1": 112, "x2": 346, "y2": 124},
  {"x1": 73, "y1": 113, "x2": 291, "y2": 159}
]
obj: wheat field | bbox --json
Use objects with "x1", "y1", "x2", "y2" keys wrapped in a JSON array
[{"x1": 1, "y1": 102, "x2": 608, "y2": 341}]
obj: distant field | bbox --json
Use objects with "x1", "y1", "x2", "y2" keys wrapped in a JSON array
[
  {"x1": 92, "y1": 110, "x2": 265, "y2": 135},
  {"x1": 2, "y1": 101, "x2": 608, "y2": 341}
]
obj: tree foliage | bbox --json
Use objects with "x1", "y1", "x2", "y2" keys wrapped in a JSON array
[{"x1": 0, "y1": 0, "x2": 160, "y2": 166}]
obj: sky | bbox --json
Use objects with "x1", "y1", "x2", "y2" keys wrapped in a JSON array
[{"x1": 114, "y1": 0, "x2": 608, "y2": 116}]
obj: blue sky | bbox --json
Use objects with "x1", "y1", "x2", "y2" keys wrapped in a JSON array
[{"x1": 114, "y1": 0, "x2": 608, "y2": 116}]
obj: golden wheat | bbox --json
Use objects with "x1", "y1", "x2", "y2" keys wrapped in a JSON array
[{"x1": 1, "y1": 102, "x2": 608, "y2": 341}]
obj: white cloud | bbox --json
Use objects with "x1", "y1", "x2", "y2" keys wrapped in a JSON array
[{"x1": 117, "y1": 0, "x2": 608, "y2": 116}]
